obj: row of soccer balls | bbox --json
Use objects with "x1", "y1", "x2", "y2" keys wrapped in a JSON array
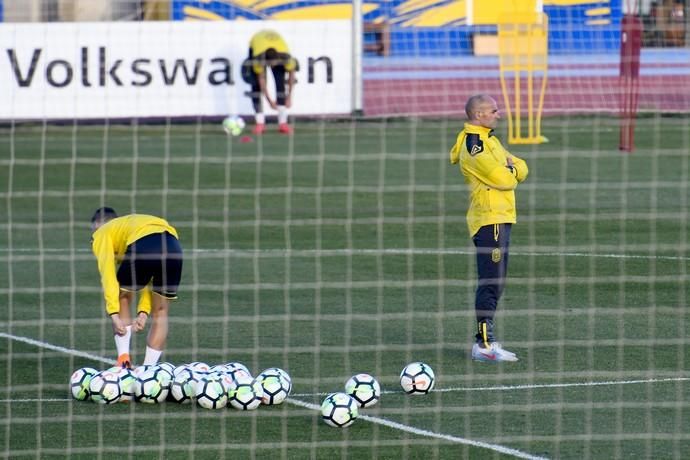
[
  {"x1": 321, "y1": 362, "x2": 436, "y2": 428},
  {"x1": 70, "y1": 361, "x2": 291, "y2": 410},
  {"x1": 70, "y1": 360, "x2": 436, "y2": 425}
]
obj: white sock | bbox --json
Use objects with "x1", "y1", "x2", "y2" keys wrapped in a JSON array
[
  {"x1": 255, "y1": 113, "x2": 265, "y2": 125},
  {"x1": 278, "y1": 106, "x2": 288, "y2": 124},
  {"x1": 114, "y1": 326, "x2": 132, "y2": 356},
  {"x1": 143, "y1": 346, "x2": 162, "y2": 365}
]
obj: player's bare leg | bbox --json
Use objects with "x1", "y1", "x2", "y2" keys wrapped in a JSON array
[
  {"x1": 143, "y1": 293, "x2": 169, "y2": 365},
  {"x1": 114, "y1": 291, "x2": 134, "y2": 368}
]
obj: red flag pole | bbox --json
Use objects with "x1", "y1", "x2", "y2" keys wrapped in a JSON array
[{"x1": 619, "y1": 2, "x2": 642, "y2": 152}]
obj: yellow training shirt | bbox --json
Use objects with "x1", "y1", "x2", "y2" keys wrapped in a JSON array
[
  {"x1": 250, "y1": 29, "x2": 297, "y2": 74},
  {"x1": 449, "y1": 123, "x2": 528, "y2": 237},
  {"x1": 91, "y1": 214, "x2": 178, "y2": 315}
]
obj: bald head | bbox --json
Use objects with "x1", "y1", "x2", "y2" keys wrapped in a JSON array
[
  {"x1": 464, "y1": 94, "x2": 500, "y2": 129},
  {"x1": 465, "y1": 94, "x2": 493, "y2": 119}
]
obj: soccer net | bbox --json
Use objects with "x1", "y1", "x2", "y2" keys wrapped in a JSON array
[{"x1": 1, "y1": 0, "x2": 690, "y2": 458}]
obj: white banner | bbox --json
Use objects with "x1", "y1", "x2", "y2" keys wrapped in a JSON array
[{"x1": 0, "y1": 20, "x2": 352, "y2": 119}]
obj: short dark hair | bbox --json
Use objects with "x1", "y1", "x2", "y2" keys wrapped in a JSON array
[
  {"x1": 264, "y1": 48, "x2": 291, "y2": 66},
  {"x1": 90, "y1": 206, "x2": 118, "y2": 224},
  {"x1": 264, "y1": 48, "x2": 279, "y2": 61}
]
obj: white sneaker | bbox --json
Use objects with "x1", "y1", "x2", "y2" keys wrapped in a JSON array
[{"x1": 472, "y1": 342, "x2": 519, "y2": 362}]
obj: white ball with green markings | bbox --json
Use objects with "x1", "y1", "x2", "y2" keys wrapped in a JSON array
[
  {"x1": 321, "y1": 392, "x2": 358, "y2": 427},
  {"x1": 195, "y1": 373, "x2": 228, "y2": 409},
  {"x1": 69, "y1": 367, "x2": 99, "y2": 401},
  {"x1": 258, "y1": 369, "x2": 291, "y2": 405},
  {"x1": 222, "y1": 116, "x2": 246, "y2": 136},
  {"x1": 134, "y1": 366, "x2": 172, "y2": 404},
  {"x1": 89, "y1": 370, "x2": 122, "y2": 404},
  {"x1": 227, "y1": 374, "x2": 263, "y2": 410},
  {"x1": 345, "y1": 373, "x2": 381, "y2": 408}
]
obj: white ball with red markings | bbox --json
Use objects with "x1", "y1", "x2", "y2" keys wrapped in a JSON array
[
  {"x1": 209, "y1": 364, "x2": 230, "y2": 375},
  {"x1": 223, "y1": 361, "x2": 252, "y2": 384},
  {"x1": 187, "y1": 361, "x2": 211, "y2": 374},
  {"x1": 399, "y1": 362, "x2": 435, "y2": 395}
]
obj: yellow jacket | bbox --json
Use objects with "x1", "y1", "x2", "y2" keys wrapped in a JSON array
[
  {"x1": 91, "y1": 214, "x2": 178, "y2": 315},
  {"x1": 250, "y1": 30, "x2": 297, "y2": 74},
  {"x1": 450, "y1": 123, "x2": 528, "y2": 237}
]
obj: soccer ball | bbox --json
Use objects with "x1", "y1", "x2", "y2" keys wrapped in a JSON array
[
  {"x1": 104, "y1": 366, "x2": 137, "y2": 402},
  {"x1": 134, "y1": 366, "x2": 172, "y2": 404},
  {"x1": 258, "y1": 370, "x2": 291, "y2": 405},
  {"x1": 209, "y1": 364, "x2": 230, "y2": 375},
  {"x1": 345, "y1": 373, "x2": 381, "y2": 408},
  {"x1": 170, "y1": 368, "x2": 201, "y2": 404},
  {"x1": 69, "y1": 367, "x2": 98, "y2": 401},
  {"x1": 194, "y1": 373, "x2": 228, "y2": 409},
  {"x1": 260, "y1": 367, "x2": 292, "y2": 394},
  {"x1": 227, "y1": 375, "x2": 263, "y2": 410},
  {"x1": 222, "y1": 116, "x2": 246, "y2": 136},
  {"x1": 320, "y1": 392, "x2": 358, "y2": 428},
  {"x1": 187, "y1": 361, "x2": 210, "y2": 374},
  {"x1": 223, "y1": 361, "x2": 252, "y2": 384},
  {"x1": 118, "y1": 369, "x2": 137, "y2": 402},
  {"x1": 157, "y1": 361, "x2": 176, "y2": 376},
  {"x1": 399, "y1": 362, "x2": 435, "y2": 395},
  {"x1": 131, "y1": 364, "x2": 155, "y2": 379},
  {"x1": 172, "y1": 364, "x2": 193, "y2": 377},
  {"x1": 89, "y1": 370, "x2": 122, "y2": 404}
]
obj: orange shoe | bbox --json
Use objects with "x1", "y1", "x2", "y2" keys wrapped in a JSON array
[
  {"x1": 252, "y1": 124, "x2": 265, "y2": 135},
  {"x1": 117, "y1": 353, "x2": 132, "y2": 369},
  {"x1": 278, "y1": 123, "x2": 293, "y2": 135}
]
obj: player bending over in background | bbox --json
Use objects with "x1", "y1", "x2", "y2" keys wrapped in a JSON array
[
  {"x1": 244, "y1": 29, "x2": 297, "y2": 135},
  {"x1": 90, "y1": 207, "x2": 183, "y2": 368},
  {"x1": 449, "y1": 94, "x2": 529, "y2": 363}
]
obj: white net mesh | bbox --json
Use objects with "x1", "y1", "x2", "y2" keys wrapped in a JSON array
[{"x1": 1, "y1": 1, "x2": 690, "y2": 458}]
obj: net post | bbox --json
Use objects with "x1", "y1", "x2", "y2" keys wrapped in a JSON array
[
  {"x1": 619, "y1": 13, "x2": 643, "y2": 153},
  {"x1": 352, "y1": 0, "x2": 364, "y2": 115}
]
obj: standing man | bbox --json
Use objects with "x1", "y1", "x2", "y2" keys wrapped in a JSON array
[
  {"x1": 449, "y1": 94, "x2": 529, "y2": 363},
  {"x1": 243, "y1": 29, "x2": 298, "y2": 135},
  {"x1": 90, "y1": 207, "x2": 183, "y2": 368}
]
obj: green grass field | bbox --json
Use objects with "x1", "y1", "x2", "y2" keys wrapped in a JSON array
[{"x1": 1, "y1": 115, "x2": 689, "y2": 459}]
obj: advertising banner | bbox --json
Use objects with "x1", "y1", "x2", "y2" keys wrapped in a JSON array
[{"x1": 0, "y1": 20, "x2": 352, "y2": 119}]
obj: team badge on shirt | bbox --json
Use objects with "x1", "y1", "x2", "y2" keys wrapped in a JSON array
[{"x1": 465, "y1": 134, "x2": 484, "y2": 156}]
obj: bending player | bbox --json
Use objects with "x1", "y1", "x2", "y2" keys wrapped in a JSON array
[
  {"x1": 90, "y1": 207, "x2": 183, "y2": 368},
  {"x1": 244, "y1": 29, "x2": 298, "y2": 135}
]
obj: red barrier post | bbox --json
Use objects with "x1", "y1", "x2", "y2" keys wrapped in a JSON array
[{"x1": 619, "y1": 14, "x2": 642, "y2": 152}]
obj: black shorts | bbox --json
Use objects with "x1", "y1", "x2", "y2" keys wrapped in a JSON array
[
  {"x1": 243, "y1": 48, "x2": 290, "y2": 111},
  {"x1": 117, "y1": 231, "x2": 183, "y2": 299}
]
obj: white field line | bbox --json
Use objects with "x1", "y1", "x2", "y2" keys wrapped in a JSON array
[
  {"x1": 291, "y1": 376, "x2": 690, "y2": 398},
  {"x1": 287, "y1": 397, "x2": 547, "y2": 460},
  {"x1": 2, "y1": 247, "x2": 689, "y2": 262},
  {"x1": 0, "y1": 331, "x2": 547, "y2": 460}
]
